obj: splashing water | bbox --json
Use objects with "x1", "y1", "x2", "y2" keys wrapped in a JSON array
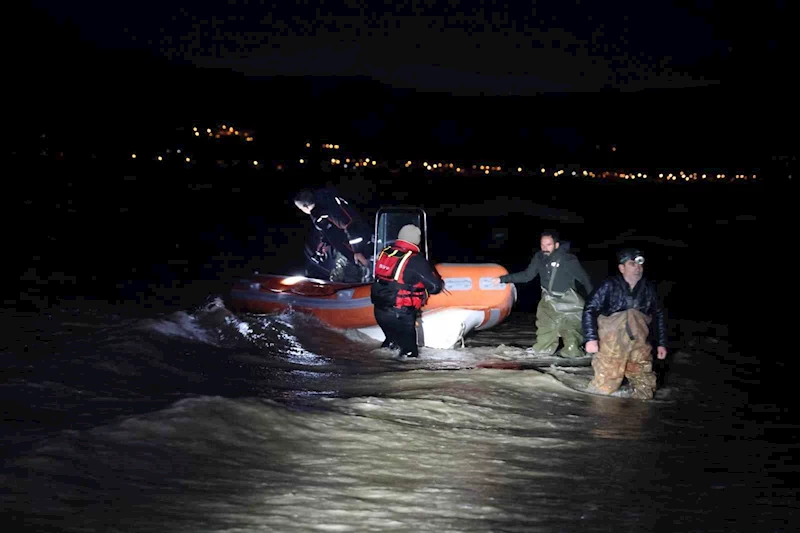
[{"x1": 0, "y1": 298, "x2": 795, "y2": 532}]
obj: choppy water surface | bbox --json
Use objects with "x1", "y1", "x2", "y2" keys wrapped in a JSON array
[{"x1": 1, "y1": 301, "x2": 796, "y2": 532}]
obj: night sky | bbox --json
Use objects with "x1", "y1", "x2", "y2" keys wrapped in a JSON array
[
  {"x1": 25, "y1": 0, "x2": 788, "y2": 95},
  {"x1": 11, "y1": 1, "x2": 792, "y2": 164}
]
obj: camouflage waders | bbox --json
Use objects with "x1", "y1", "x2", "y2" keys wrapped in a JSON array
[
  {"x1": 587, "y1": 309, "x2": 657, "y2": 400},
  {"x1": 532, "y1": 287, "x2": 585, "y2": 357}
]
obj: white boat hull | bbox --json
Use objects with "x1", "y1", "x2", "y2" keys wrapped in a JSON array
[{"x1": 357, "y1": 308, "x2": 489, "y2": 349}]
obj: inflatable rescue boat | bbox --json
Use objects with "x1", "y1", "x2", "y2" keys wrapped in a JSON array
[{"x1": 230, "y1": 207, "x2": 517, "y2": 349}]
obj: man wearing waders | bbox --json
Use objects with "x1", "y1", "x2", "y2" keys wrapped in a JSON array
[
  {"x1": 491, "y1": 230, "x2": 593, "y2": 358},
  {"x1": 582, "y1": 248, "x2": 668, "y2": 400}
]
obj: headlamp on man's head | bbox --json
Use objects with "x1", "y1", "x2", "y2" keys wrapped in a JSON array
[{"x1": 617, "y1": 248, "x2": 645, "y2": 265}]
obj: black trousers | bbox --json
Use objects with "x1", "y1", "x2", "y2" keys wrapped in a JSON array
[{"x1": 374, "y1": 306, "x2": 420, "y2": 357}]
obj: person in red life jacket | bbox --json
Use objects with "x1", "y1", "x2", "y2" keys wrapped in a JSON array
[
  {"x1": 370, "y1": 224, "x2": 444, "y2": 358},
  {"x1": 294, "y1": 188, "x2": 373, "y2": 283}
]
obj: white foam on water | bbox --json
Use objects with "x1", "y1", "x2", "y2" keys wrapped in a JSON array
[{"x1": 2, "y1": 304, "x2": 795, "y2": 533}]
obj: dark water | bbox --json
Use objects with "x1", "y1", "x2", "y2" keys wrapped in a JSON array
[
  {"x1": 5, "y1": 156, "x2": 791, "y2": 530},
  {"x1": 9, "y1": 162, "x2": 764, "y2": 323},
  {"x1": 1, "y1": 299, "x2": 796, "y2": 532}
]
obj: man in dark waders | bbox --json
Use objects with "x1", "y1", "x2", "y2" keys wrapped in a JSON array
[
  {"x1": 371, "y1": 225, "x2": 444, "y2": 358},
  {"x1": 491, "y1": 230, "x2": 593, "y2": 357}
]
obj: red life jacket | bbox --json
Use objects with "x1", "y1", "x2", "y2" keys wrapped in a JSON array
[{"x1": 374, "y1": 240, "x2": 428, "y2": 309}]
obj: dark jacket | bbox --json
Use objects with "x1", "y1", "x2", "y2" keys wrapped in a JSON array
[
  {"x1": 582, "y1": 275, "x2": 667, "y2": 347},
  {"x1": 309, "y1": 189, "x2": 372, "y2": 261},
  {"x1": 371, "y1": 247, "x2": 444, "y2": 310},
  {"x1": 499, "y1": 243, "x2": 593, "y2": 295}
]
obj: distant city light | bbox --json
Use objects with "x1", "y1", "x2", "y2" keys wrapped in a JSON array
[{"x1": 35, "y1": 123, "x2": 763, "y2": 185}]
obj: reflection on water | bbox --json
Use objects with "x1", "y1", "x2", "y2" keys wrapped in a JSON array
[
  {"x1": 0, "y1": 306, "x2": 796, "y2": 532},
  {"x1": 586, "y1": 394, "x2": 654, "y2": 441}
]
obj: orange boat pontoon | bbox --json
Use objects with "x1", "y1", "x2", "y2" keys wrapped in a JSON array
[{"x1": 229, "y1": 207, "x2": 517, "y2": 348}]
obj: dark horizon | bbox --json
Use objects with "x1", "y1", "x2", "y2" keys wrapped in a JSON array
[
  {"x1": 11, "y1": 3, "x2": 794, "y2": 168},
  {"x1": 8, "y1": 148, "x2": 764, "y2": 322}
]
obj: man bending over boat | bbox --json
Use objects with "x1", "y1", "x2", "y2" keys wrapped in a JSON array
[
  {"x1": 371, "y1": 224, "x2": 444, "y2": 358},
  {"x1": 582, "y1": 248, "x2": 668, "y2": 400},
  {"x1": 491, "y1": 230, "x2": 593, "y2": 358},
  {"x1": 294, "y1": 188, "x2": 373, "y2": 283}
]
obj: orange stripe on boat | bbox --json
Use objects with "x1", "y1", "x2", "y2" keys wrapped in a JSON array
[{"x1": 230, "y1": 263, "x2": 516, "y2": 331}]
